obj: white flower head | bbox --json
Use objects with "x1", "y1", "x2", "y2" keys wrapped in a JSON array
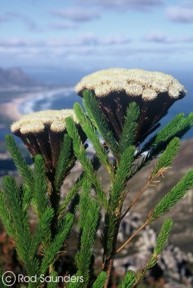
[
  {"x1": 75, "y1": 68, "x2": 186, "y2": 144},
  {"x1": 75, "y1": 68, "x2": 186, "y2": 100},
  {"x1": 11, "y1": 109, "x2": 84, "y2": 173}
]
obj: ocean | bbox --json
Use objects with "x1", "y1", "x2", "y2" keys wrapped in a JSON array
[
  {"x1": 20, "y1": 88, "x2": 82, "y2": 114},
  {"x1": 1, "y1": 70, "x2": 193, "y2": 143},
  {"x1": 17, "y1": 71, "x2": 193, "y2": 140},
  {"x1": 0, "y1": 70, "x2": 193, "y2": 174},
  {"x1": 0, "y1": 88, "x2": 81, "y2": 143}
]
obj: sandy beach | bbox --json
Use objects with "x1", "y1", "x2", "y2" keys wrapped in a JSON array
[
  {"x1": 0, "y1": 87, "x2": 74, "y2": 122},
  {"x1": 1, "y1": 96, "x2": 25, "y2": 121}
]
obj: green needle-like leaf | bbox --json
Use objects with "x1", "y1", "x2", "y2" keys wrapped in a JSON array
[
  {"x1": 119, "y1": 102, "x2": 139, "y2": 153},
  {"x1": 74, "y1": 102, "x2": 113, "y2": 176},
  {"x1": 118, "y1": 270, "x2": 136, "y2": 288},
  {"x1": 92, "y1": 272, "x2": 107, "y2": 288},
  {"x1": 152, "y1": 169, "x2": 193, "y2": 219},
  {"x1": 152, "y1": 137, "x2": 180, "y2": 177},
  {"x1": 54, "y1": 134, "x2": 74, "y2": 191},
  {"x1": 82, "y1": 90, "x2": 119, "y2": 158},
  {"x1": 65, "y1": 116, "x2": 108, "y2": 209}
]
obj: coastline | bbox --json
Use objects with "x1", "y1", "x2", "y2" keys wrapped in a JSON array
[
  {"x1": 0, "y1": 86, "x2": 74, "y2": 122},
  {"x1": 1, "y1": 96, "x2": 25, "y2": 121}
]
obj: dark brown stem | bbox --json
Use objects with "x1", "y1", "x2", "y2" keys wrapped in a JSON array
[
  {"x1": 102, "y1": 212, "x2": 121, "y2": 288},
  {"x1": 121, "y1": 165, "x2": 169, "y2": 220},
  {"x1": 48, "y1": 172, "x2": 60, "y2": 238},
  {"x1": 104, "y1": 259, "x2": 114, "y2": 288},
  {"x1": 116, "y1": 212, "x2": 153, "y2": 254},
  {"x1": 121, "y1": 176, "x2": 152, "y2": 220}
]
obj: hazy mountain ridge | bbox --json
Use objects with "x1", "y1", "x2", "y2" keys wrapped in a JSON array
[{"x1": 0, "y1": 67, "x2": 38, "y2": 87}]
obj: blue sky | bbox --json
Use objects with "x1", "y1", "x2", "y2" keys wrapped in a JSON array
[{"x1": 0, "y1": 0, "x2": 193, "y2": 74}]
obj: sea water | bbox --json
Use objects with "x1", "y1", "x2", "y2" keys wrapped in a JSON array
[
  {"x1": 1, "y1": 70, "x2": 193, "y2": 142},
  {"x1": 21, "y1": 72, "x2": 193, "y2": 139},
  {"x1": 0, "y1": 70, "x2": 192, "y2": 173}
]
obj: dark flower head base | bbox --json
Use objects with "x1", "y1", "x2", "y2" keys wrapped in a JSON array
[
  {"x1": 11, "y1": 109, "x2": 85, "y2": 174},
  {"x1": 75, "y1": 68, "x2": 186, "y2": 145}
]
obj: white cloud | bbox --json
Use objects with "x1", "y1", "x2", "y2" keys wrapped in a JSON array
[
  {"x1": 144, "y1": 32, "x2": 169, "y2": 43},
  {"x1": 0, "y1": 14, "x2": 9, "y2": 23},
  {"x1": 50, "y1": 22, "x2": 78, "y2": 30},
  {"x1": 52, "y1": 7, "x2": 100, "y2": 22},
  {"x1": 0, "y1": 38, "x2": 44, "y2": 48},
  {"x1": 0, "y1": 32, "x2": 192, "y2": 69},
  {"x1": 144, "y1": 31, "x2": 178, "y2": 44},
  {"x1": 167, "y1": 6, "x2": 193, "y2": 23},
  {"x1": 0, "y1": 35, "x2": 130, "y2": 49},
  {"x1": 0, "y1": 12, "x2": 40, "y2": 30},
  {"x1": 182, "y1": 36, "x2": 193, "y2": 43},
  {"x1": 144, "y1": 31, "x2": 193, "y2": 44},
  {"x1": 0, "y1": 36, "x2": 188, "y2": 57},
  {"x1": 76, "y1": 0, "x2": 163, "y2": 11},
  {"x1": 74, "y1": 34, "x2": 130, "y2": 46}
]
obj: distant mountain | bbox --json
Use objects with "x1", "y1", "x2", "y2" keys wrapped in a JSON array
[{"x1": 0, "y1": 67, "x2": 39, "y2": 88}]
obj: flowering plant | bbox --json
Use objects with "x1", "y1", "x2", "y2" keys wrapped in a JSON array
[{"x1": 0, "y1": 68, "x2": 193, "y2": 288}]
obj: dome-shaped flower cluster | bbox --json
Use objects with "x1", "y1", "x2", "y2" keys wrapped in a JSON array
[
  {"x1": 75, "y1": 68, "x2": 186, "y2": 144},
  {"x1": 11, "y1": 109, "x2": 83, "y2": 173}
]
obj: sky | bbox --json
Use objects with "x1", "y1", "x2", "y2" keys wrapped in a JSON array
[{"x1": 0, "y1": 0, "x2": 193, "y2": 76}]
